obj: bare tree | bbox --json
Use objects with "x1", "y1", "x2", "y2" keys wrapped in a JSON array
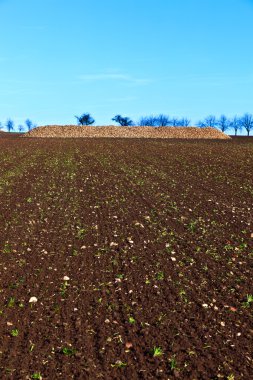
[
  {"x1": 139, "y1": 116, "x2": 158, "y2": 126},
  {"x1": 138, "y1": 115, "x2": 170, "y2": 126},
  {"x1": 112, "y1": 115, "x2": 133, "y2": 126},
  {"x1": 197, "y1": 115, "x2": 217, "y2": 128},
  {"x1": 18, "y1": 125, "x2": 24, "y2": 132},
  {"x1": 6, "y1": 119, "x2": 14, "y2": 132},
  {"x1": 156, "y1": 114, "x2": 171, "y2": 126},
  {"x1": 240, "y1": 113, "x2": 253, "y2": 136},
  {"x1": 25, "y1": 119, "x2": 35, "y2": 131},
  {"x1": 138, "y1": 116, "x2": 147, "y2": 126},
  {"x1": 217, "y1": 115, "x2": 229, "y2": 133},
  {"x1": 138, "y1": 114, "x2": 191, "y2": 127},
  {"x1": 75, "y1": 113, "x2": 95, "y2": 126},
  {"x1": 177, "y1": 118, "x2": 191, "y2": 126},
  {"x1": 170, "y1": 117, "x2": 179, "y2": 126},
  {"x1": 229, "y1": 116, "x2": 241, "y2": 136}
]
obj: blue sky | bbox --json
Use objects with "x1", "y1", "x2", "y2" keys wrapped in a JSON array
[{"x1": 0, "y1": 0, "x2": 253, "y2": 129}]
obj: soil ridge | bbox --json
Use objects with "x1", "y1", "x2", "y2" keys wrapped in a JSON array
[{"x1": 24, "y1": 125, "x2": 231, "y2": 139}]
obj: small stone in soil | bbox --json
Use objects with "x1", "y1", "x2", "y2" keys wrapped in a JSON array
[{"x1": 29, "y1": 297, "x2": 38, "y2": 303}]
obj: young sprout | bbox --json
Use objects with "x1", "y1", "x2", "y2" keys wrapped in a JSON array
[
  {"x1": 179, "y1": 289, "x2": 188, "y2": 303},
  {"x1": 61, "y1": 347, "x2": 76, "y2": 356},
  {"x1": 151, "y1": 346, "x2": 163, "y2": 357},
  {"x1": 10, "y1": 329, "x2": 19, "y2": 337},
  {"x1": 7, "y1": 297, "x2": 15, "y2": 307},
  {"x1": 111, "y1": 360, "x2": 127, "y2": 368},
  {"x1": 29, "y1": 343, "x2": 35, "y2": 352},
  {"x1": 156, "y1": 271, "x2": 164, "y2": 281},
  {"x1": 242, "y1": 294, "x2": 253, "y2": 308},
  {"x1": 169, "y1": 355, "x2": 177, "y2": 370},
  {"x1": 60, "y1": 277, "x2": 70, "y2": 296},
  {"x1": 31, "y1": 373, "x2": 42, "y2": 380},
  {"x1": 2, "y1": 243, "x2": 11, "y2": 254},
  {"x1": 128, "y1": 316, "x2": 136, "y2": 324},
  {"x1": 76, "y1": 228, "x2": 87, "y2": 239},
  {"x1": 188, "y1": 220, "x2": 198, "y2": 232}
]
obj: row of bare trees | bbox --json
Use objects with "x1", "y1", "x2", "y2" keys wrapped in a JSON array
[
  {"x1": 0, "y1": 119, "x2": 36, "y2": 132},
  {"x1": 138, "y1": 115, "x2": 191, "y2": 127},
  {"x1": 74, "y1": 113, "x2": 191, "y2": 127},
  {"x1": 75, "y1": 113, "x2": 253, "y2": 135},
  {"x1": 197, "y1": 114, "x2": 253, "y2": 136}
]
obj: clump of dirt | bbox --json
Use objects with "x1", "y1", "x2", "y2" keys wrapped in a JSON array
[{"x1": 24, "y1": 125, "x2": 231, "y2": 139}]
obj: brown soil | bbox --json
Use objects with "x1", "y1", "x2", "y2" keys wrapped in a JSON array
[
  {"x1": 24, "y1": 125, "x2": 231, "y2": 139},
  {"x1": 0, "y1": 137, "x2": 252, "y2": 380},
  {"x1": 0, "y1": 132, "x2": 22, "y2": 138}
]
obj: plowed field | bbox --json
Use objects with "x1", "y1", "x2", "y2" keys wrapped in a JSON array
[{"x1": 0, "y1": 137, "x2": 252, "y2": 380}]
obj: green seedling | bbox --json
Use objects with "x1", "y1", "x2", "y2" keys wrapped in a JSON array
[
  {"x1": 72, "y1": 249, "x2": 78, "y2": 256},
  {"x1": 151, "y1": 346, "x2": 163, "y2": 357},
  {"x1": 156, "y1": 271, "x2": 164, "y2": 281},
  {"x1": 11, "y1": 277, "x2": 25, "y2": 290},
  {"x1": 10, "y1": 329, "x2": 19, "y2": 337},
  {"x1": 2, "y1": 243, "x2": 11, "y2": 254},
  {"x1": 5, "y1": 368, "x2": 15, "y2": 374},
  {"x1": 60, "y1": 281, "x2": 69, "y2": 296},
  {"x1": 188, "y1": 220, "x2": 198, "y2": 232},
  {"x1": 128, "y1": 316, "x2": 136, "y2": 324},
  {"x1": 157, "y1": 313, "x2": 166, "y2": 325},
  {"x1": 224, "y1": 244, "x2": 233, "y2": 251},
  {"x1": 242, "y1": 294, "x2": 253, "y2": 308},
  {"x1": 7, "y1": 297, "x2": 15, "y2": 307},
  {"x1": 31, "y1": 373, "x2": 42, "y2": 380},
  {"x1": 238, "y1": 242, "x2": 247, "y2": 250},
  {"x1": 62, "y1": 347, "x2": 77, "y2": 356},
  {"x1": 29, "y1": 343, "x2": 35, "y2": 352},
  {"x1": 179, "y1": 289, "x2": 188, "y2": 303},
  {"x1": 111, "y1": 360, "x2": 127, "y2": 368},
  {"x1": 169, "y1": 355, "x2": 177, "y2": 370},
  {"x1": 76, "y1": 228, "x2": 87, "y2": 239}
]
